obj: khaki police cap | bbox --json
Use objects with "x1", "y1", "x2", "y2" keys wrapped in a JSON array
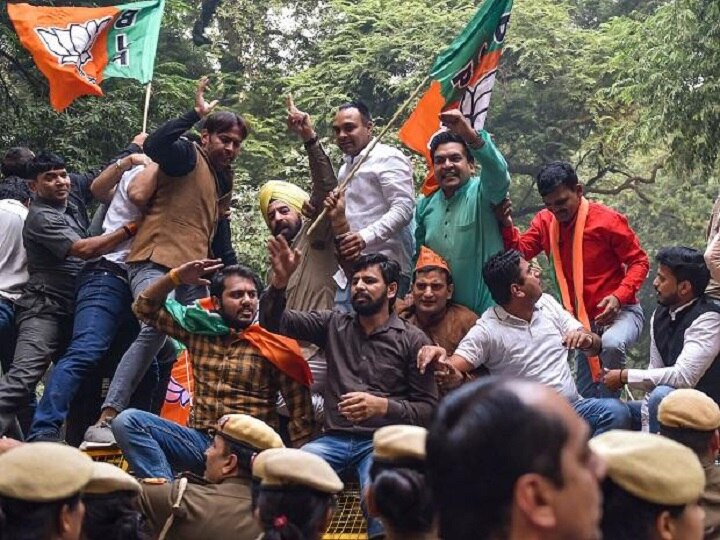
[
  {"x1": 373, "y1": 425, "x2": 427, "y2": 462},
  {"x1": 252, "y1": 448, "x2": 286, "y2": 480},
  {"x1": 658, "y1": 388, "x2": 720, "y2": 431},
  {"x1": 217, "y1": 414, "x2": 284, "y2": 450},
  {"x1": 85, "y1": 462, "x2": 141, "y2": 495},
  {"x1": 259, "y1": 449, "x2": 343, "y2": 494},
  {"x1": 590, "y1": 430, "x2": 705, "y2": 506},
  {"x1": 0, "y1": 442, "x2": 94, "y2": 502}
]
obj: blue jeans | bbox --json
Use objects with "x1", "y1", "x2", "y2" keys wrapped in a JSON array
[
  {"x1": 577, "y1": 304, "x2": 645, "y2": 398},
  {"x1": 628, "y1": 384, "x2": 675, "y2": 433},
  {"x1": 303, "y1": 433, "x2": 383, "y2": 538},
  {"x1": 573, "y1": 397, "x2": 631, "y2": 436},
  {"x1": 112, "y1": 408, "x2": 210, "y2": 479},
  {"x1": 27, "y1": 269, "x2": 133, "y2": 441}
]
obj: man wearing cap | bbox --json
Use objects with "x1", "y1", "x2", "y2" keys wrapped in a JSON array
[
  {"x1": 419, "y1": 249, "x2": 632, "y2": 435},
  {"x1": 0, "y1": 442, "x2": 95, "y2": 540},
  {"x1": 414, "y1": 109, "x2": 511, "y2": 316},
  {"x1": 397, "y1": 246, "x2": 480, "y2": 392},
  {"x1": 427, "y1": 377, "x2": 607, "y2": 540},
  {"x1": 604, "y1": 246, "x2": 720, "y2": 432},
  {"x1": 139, "y1": 413, "x2": 283, "y2": 540},
  {"x1": 591, "y1": 430, "x2": 706, "y2": 540},
  {"x1": 659, "y1": 389, "x2": 720, "y2": 539}
]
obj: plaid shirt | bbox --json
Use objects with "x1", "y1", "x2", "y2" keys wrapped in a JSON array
[{"x1": 133, "y1": 295, "x2": 314, "y2": 444}]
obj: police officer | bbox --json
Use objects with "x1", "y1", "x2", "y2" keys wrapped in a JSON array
[
  {"x1": 140, "y1": 413, "x2": 284, "y2": 540},
  {"x1": 659, "y1": 388, "x2": 720, "y2": 540},
  {"x1": 0, "y1": 442, "x2": 94, "y2": 540},
  {"x1": 253, "y1": 448, "x2": 343, "y2": 540}
]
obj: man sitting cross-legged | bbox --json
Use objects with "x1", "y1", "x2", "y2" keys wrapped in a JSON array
[
  {"x1": 112, "y1": 259, "x2": 314, "y2": 479},
  {"x1": 260, "y1": 239, "x2": 438, "y2": 539},
  {"x1": 418, "y1": 249, "x2": 631, "y2": 435}
]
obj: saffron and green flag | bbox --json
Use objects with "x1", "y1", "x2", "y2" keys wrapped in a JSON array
[
  {"x1": 8, "y1": 0, "x2": 165, "y2": 112},
  {"x1": 399, "y1": 0, "x2": 513, "y2": 195}
]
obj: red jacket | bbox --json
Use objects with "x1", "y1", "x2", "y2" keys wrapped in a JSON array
[{"x1": 502, "y1": 201, "x2": 649, "y2": 320}]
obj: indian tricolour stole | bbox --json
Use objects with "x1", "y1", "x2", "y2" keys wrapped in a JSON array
[{"x1": 548, "y1": 197, "x2": 602, "y2": 382}]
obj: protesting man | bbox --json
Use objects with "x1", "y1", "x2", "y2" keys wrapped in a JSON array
[
  {"x1": 415, "y1": 109, "x2": 511, "y2": 315},
  {"x1": 427, "y1": 377, "x2": 607, "y2": 540},
  {"x1": 418, "y1": 249, "x2": 631, "y2": 435},
  {"x1": 112, "y1": 259, "x2": 314, "y2": 479},
  {"x1": 26, "y1": 155, "x2": 155, "y2": 442},
  {"x1": 260, "y1": 242, "x2": 438, "y2": 539},
  {"x1": 604, "y1": 247, "x2": 720, "y2": 432},
  {"x1": 498, "y1": 161, "x2": 649, "y2": 398},
  {"x1": 86, "y1": 78, "x2": 247, "y2": 443},
  {"x1": 140, "y1": 413, "x2": 283, "y2": 540},
  {"x1": 0, "y1": 153, "x2": 140, "y2": 438}
]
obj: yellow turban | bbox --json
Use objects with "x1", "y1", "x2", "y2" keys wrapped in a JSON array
[{"x1": 258, "y1": 181, "x2": 309, "y2": 226}]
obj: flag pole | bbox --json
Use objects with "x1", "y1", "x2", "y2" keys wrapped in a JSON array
[
  {"x1": 305, "y1": 73, "x2": 432, "y2": 237},
  {"x1": 142, "y1": 82, "x2": 152, "y2": 133}
]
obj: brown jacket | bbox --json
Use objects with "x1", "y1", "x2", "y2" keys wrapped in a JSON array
[
  {"x1": 703, "y1": 461, "x2": 720, "y2": 540},
  {"x1": 140, "y1": 474, "x2": 260, "y2": 540},
  {"x1": 128, "y1": 145, "x2": 225, "y2": 269}
]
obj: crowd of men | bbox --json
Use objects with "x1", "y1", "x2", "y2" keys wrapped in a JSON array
[{"x1": 1, "y1": 77, "x2": 720, "y2": 539}]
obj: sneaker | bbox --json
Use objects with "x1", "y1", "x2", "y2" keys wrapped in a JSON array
[{"x1": 83, "y1": 420, "x2": 117, "y2": 445}]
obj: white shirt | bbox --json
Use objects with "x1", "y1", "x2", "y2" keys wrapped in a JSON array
[
  {"x1": 455, "y1": 294, "x2": 583, "y2": 402},
  {"x1": 0, "y1": 198, "x2": 29, "y2": 301},
  {"x1": 340, "y1": 139, "x2": 415, "y2": 273},
  {"x1": 627, "y1": 300, "x2": 720, "y2": 390},
  {"x1": 102, "y1": 165, "x2": 145, "y2": 266}
]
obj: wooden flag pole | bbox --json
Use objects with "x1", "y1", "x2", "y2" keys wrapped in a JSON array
[
  {"x1": 304, "y1": 73, "x2": 432, "y2": 237},
  {"x1": 142, "y1": 82, "x2": 152, "y2": 133}
]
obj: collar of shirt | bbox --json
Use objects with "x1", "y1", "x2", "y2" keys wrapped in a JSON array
[
  {"x1": 338, "y1": 310, "x2": 406, "y2": 336},
  {"x1": 492, "y1": 304, "x2": 540, "y2": 327},
  {"x1": 34, "y1": 196, "x2": 74, "y2": 213},
  {"x1": 439, "y1": 178, "x2": 473, "y2": 203},
  {"x1": 342, "y1": 137, "x2": 377, "y2": 165},
  {"x1": 668, "y1": 297, "x2": 699, "y2": 321}
]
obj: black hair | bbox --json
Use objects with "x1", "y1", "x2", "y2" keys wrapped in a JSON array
[
  {"x1": 338, "y1": 101, "x2": 372, "y2": 124},
  {"x1": 220, "y1": 436, "x2": 258, "y2": 473},
  {"x1": 429, "y1": 131, "x2": 474, "y2": 164},
  {"x1": 257, "y1": 486, "x2": 335, "y2": 540},
  {"x1": 350, "y1": 253, "x2": 401, "y2": 310},
  {"x1": 201, "y1": 111, "x2": 249, "y2": 140},
  {"x1": 0, "y1": 492, "x2": 82, "y2": 540},
  {"x1": 82, "y1": 492, "x2": 153, "y2": 540},
  {"x1": 426, "y1": 377, "x2": 568, "y2": 540},
  {"x1": 209, "y1": 264, "x2": 264, "y2": 299},
  {"x1": 600, "y1": 477, "x2": 686, "y2": 540},
  {"x1": 0, "y1": 176, "x2": 32, "y2": 203},
  {"x1": 369, "y1": 461, "x2": 434, "y2": 535},
  {"x1": 660, "y1": 425, "x2": 716, "y2": 458},
  {"x1": 1, "y1": 147, "x2": 34, "y2": 178},
  {"x1": 536, "y1": 161, "x2": 578, "y2": 197},
  {"x1": 413, "y1": 265, "x2": 454, "y2": 286},
  {"x1": 656, "y1": 246, "x2": 710, "y2": 297},
  {"x1": 482, "y1": 250, "x2": 524, "y2": 306},
  {"x1": 26, "y1": 152, "x2": 66, "y2": 180}
]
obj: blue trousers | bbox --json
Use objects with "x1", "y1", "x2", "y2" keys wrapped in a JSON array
[
  {"x1": 302, "y1": 433, "x2": 384, "y2": 538},
  {"x1": 28, "y1": 269, "x2": 133, "y2": 440},
  {"x1": 628, "y1": 384, "x2": 675, "y2": 433},
  {"x1": 573, "y1": 397, "x2": 632, "y2": 436}
]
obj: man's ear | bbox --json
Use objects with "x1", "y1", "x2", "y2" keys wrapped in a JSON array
[
  {"x1": 57, "y1": 501, "x2": 79, "y2": 536},
  {"x1": 387, "y1": 281, "x2": 398, "y2": 301},
  {"x1": 212, "y1": 296, "x2": 222, "y2": 311},
  {"x1": 447, "y1": 283, "x2": 455, "y2": 298},
  {"x1": 27, "y1": 179, "x2": 38, "y2": 194},
  {"x1": 576, "y1": 184, "x2": 584, "y2": 197},
  {"x1": 514, "y1": 474, "x2": 558, "y2": 530},
  {"x1": 655, "y1": 510, "x2": 675, "y2": 540},
  {"x1": 200, "y1": 129, "x2": 210, "y2": 146},
  {"x1": 222, "y1": 452, "x2": 239, "y2": 476},
  {"x1": 678, "y1": 280, "x2": 694, "y2": 298},
  {"x1": 511, "y1": 283, "x2": 524, "y2": 299}
]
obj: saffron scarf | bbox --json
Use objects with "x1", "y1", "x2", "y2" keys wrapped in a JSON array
[
  {"x1": 548, "y1": 197, "x2": 602, "y2": 382},
  {"x1": 164, "y1": 297, "x2": 313, "y2": 387}
]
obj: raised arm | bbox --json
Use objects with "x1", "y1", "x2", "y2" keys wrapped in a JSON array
[
  {"x1": 144, "y1": 78, "x2": 219, "y2": 177},
  {"x1": 126, "y1": 162, "x2": 159, "y2": 208},
  {"x1": 496, "y1": 201, "x2": 546, "y2": 261},
  {"x1": 90, "y1": 155, "x2": 152, "y2": 204}
]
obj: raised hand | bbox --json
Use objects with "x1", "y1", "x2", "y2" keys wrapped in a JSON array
[
  {"x1": 268, "y1": 234, "x2": 302, "y2": 289},
  {"x1": 493, "y1": 197, "x2": 513, "y2": 228},
  {"x1": 439, "y1": 109, "x2": 482, "y2": 147},
  {"x1": 286, "y1": 94, "x2": 316, "y2": 142},
  {"x1": 323, "y1": 189, "x2": 346, "y2": 222},
  {"x1": 194, "y1": 77, "x2": 219, "y2": 118},
  {"x1": 132, "y1": 132, "x2": 148, "y2": 147},
  {"x1": 174, "y1": 258, "x2": 224, "y2": 286}
]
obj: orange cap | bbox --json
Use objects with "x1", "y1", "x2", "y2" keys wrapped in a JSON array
[{"x1": 415, "y1": 246, "x2": 451, "y2": 274}]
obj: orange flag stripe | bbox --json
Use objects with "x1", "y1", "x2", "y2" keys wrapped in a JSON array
[{"x1": 8, "y1": 3, "x2": 118, "y2": 111}]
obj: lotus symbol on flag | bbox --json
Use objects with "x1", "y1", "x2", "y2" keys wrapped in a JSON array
[{"x1": 36, "y1": 17, "x2": 113, "y2": 83}]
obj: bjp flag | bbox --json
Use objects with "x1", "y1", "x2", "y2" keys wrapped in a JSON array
[
  {"x1": 8, "y1": 0, "x2": 164, "y2": 112},
  {"x1": 399, "y1": 0, "x2": 513, "y2": 195},
  {"x1": 160, "y1": 345, "x2": 194, "y2": 426}
]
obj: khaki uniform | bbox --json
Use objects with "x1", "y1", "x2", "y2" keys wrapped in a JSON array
[
  {"x1": 703, "y1": 463, "x2": 720, "y2": 540},
  {"x1": 140, "y1": 474, "x2": 260, "y2": 540}
]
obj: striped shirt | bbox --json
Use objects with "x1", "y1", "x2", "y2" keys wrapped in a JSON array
[{"x1": 133, "y1": 295, "x2": 314, "y2": 444}]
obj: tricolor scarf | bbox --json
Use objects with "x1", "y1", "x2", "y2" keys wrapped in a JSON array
[
  {"x1": 548, "y1": 197, "x2": 602, "y2": 382},
  {"x1": 164, "y1": 297, "x2": 313, "y2": 387}
]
